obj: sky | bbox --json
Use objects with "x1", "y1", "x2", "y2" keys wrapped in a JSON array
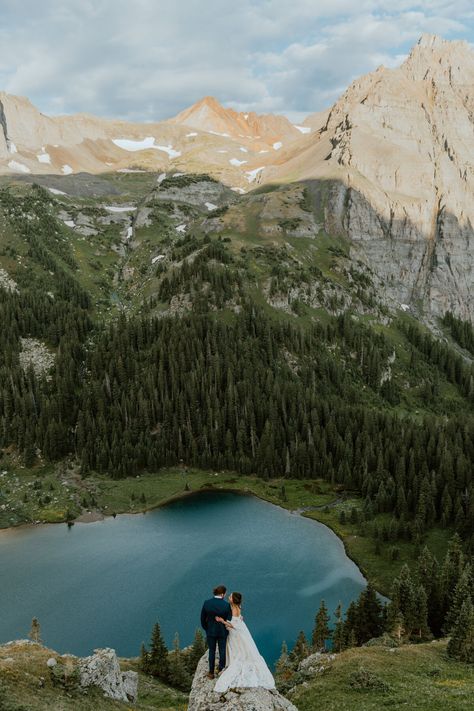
[{"x1": 0, "y1": 0, "x2": 473, "y2": 123}]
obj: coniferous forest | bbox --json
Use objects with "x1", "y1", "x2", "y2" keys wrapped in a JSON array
[{"x1": 1, "y1": 182, "x2": 474, "y2": 552}]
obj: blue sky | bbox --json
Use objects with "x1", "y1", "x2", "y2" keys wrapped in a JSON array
[{"x1": 0, "y1": 0, "x2": 473, "y2": 122}]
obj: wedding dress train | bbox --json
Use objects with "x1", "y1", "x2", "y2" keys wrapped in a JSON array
[{"x1": 214, "y1": 616, "x2": 275, "y2": 692}]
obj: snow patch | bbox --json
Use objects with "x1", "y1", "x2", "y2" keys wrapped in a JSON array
[
  {"x1": 229, "y1": 158, "x2": 247, "y2": 167},
  {"x1": 208, "y1": 130, "x2": 230, "y2": 137},
  {"x1": 176, "y1": 224, "x2": 187, "y2": 233},
  {"x1": 48, "y1": 187, "x2": 67, "y2": 196},
  {"x1": 117, "y1": 168, "x2": 145, "y2": 173},
  {"x1": 157, "y1": 173, "x2": 167, "y2": 183},
  {"x1": 231, "y1": 187, "x2": 246, "y2": 194},
  {"x1": 217, "y1": 150, "x2": 228, "y2": 154},
  {"x1": 8, "y1": 160, "x2": 30, "y2": 174},
  {"x1": 273, "y1": 142, "x2": 282, "y2": 150},
  {"x1": 205, "y1": 202, "x2": 218, "y2": 211},
  {"x1": 259, "y1": 150, "x2": 269, "y2": 154},
  {"x1": 8, "y1": 142, "x2": 17, "y2": 154},
  {"x1": 186, "y1": 132, "x2": 198, "y2": 137},
  {"x1": 243, "y1": 113, "x2": 249, "y2": 120},
  {"x1": 113, "y1": 136, "x2": 156, "y2": 151},
  {"x1": 294, "y1": 125, "x2": 311, "y2": 134},
  {"x1": 245, "y1": 167, "x2": 264, "y2": 183},
  {"x1": 62, "y1": 164, "x2": 73, "y2": 175},
  {"x1": 37, "y1": 152, "x2": 51, "y2": 164},
  {"x1": 154, "y1": 144, "x2": 181, "y2": 159},
  {"x1": 112, "y1": 137, "x2": 181, "y2": 158},
  {"x1": 239, "y1": 147, "x2": 248, "y2": 153}
]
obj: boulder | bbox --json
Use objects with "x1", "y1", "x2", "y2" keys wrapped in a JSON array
[
  {"x1": 78, "y1": 647, "x2": 138, "y2": 703},
  {"x1": 188, "y1": 653, "x2": 297, "y2": 711}
]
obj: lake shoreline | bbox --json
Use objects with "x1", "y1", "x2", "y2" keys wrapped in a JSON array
[{"x1": 0, "y1": 479, "x2": 372, "y2": 595}]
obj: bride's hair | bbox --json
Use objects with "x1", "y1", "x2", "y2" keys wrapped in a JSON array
[{"x1": 231, "y1": 592, "x2": 242, "y2": 607}]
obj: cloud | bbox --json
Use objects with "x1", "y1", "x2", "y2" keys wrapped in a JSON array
[{"x1": 0, "y1": 0, "x2": 472, "y2": 121}]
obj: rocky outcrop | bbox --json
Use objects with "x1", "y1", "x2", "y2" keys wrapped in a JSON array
[
  {"x1": 78, "y1": 647, "x2": 138, "y2": 703},
  {"x1": 188, "y1": 654, "x2": 297, "y2": 711}
]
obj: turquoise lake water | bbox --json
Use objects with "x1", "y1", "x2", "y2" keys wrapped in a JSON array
[{"x1": 0, "y1": 492, "x2": 367, "y2": 666}]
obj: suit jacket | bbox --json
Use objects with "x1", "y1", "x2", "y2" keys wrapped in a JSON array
[{"x1": 200, "y1": 597, "x2": 232, "y2": 638}]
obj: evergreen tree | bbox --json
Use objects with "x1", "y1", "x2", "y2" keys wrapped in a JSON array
[
  {"x1": 444, "y1": 564, "x2": 473, "y2": 634},
  {"x1": 413, "y1": 585, "x2": 430, "y2": 639},
  {"x1": 148, "y1": 622, "x2": 170, "y2": 682},
  {"x1": 355, "y1": 583, "x2": 384, "y2": 643},
  {"x1": 139, "y1": 642, "x2": 150, "y2": 674},
  {"x1": 168, "y1": 633, "x2": 190, "y2": 692},
  {"x1": 275, "y1": 641, "x2": 294, "y2": 686},
  {"x1": 447, "y1": 598, "x2": 474, "y2": 663},
  {"x1": 186, "y1": 628, "x2": 206, "y2": 674},
  {"x1": 332, "y1": 603, "x2": 345, "y2": 653},
  {"x1": 290, "y1": 631, "x2": 309, "y2": 664},
  {"x1": 312, "y1": 600, "x2": 331, "y2": 651}
]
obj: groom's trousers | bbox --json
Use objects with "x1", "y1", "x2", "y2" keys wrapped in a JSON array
[{"x1": 207, "y1": 635, "x2": 226, "y2": 672}]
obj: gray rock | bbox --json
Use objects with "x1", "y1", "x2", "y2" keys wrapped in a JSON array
[
  {"x1": 188, "y1": 653, "x2": 297, "y2": 711},
  {"x1": 46, "y1": 657, "x2": 57, "y2": 668},
  {"x1": 79, "y1": 647, "x2": 138, "y2": 703}
]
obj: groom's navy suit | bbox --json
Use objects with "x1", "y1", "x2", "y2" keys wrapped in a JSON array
[{"x1": 200, "y1": 596, "x2": 232, "y2": 672}]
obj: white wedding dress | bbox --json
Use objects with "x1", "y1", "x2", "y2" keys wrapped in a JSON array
[{"x1": 214, "y1": 616, "x2": 275, "y2": 692}]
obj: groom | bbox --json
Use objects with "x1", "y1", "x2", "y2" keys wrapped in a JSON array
[{"x1": 200, "y1": 584, "x2": 232, "y2": 679}]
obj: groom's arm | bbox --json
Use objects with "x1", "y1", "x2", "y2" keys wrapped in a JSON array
[{"x1": 200, "y1": 604, "x2": 208, "y2": 632}]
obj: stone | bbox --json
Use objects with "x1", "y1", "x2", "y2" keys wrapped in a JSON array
[
  {"x1": 78, "y1": 647, "x2": 138, "y2": 703},
  {"x1": 188, "y1": 653, "x2": 297, "y2": 711},
  {"x1": 46, "y1": 657, "x2": 57, "y2": 668}
]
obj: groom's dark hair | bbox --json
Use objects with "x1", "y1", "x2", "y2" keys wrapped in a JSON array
[{"x1": 213, "y1": 585, "x2": 227, "y2": 596}]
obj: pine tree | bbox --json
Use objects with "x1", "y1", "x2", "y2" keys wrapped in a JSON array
[
  {"x1": 290, "y1": 631, "x2": 309, "y2": 664},
  {"x1": 139, "y1": 642, "x2": 150, "y2": 674},
  {"x1": 148, "y1": 622, "x2": 170, "y2": 682},
  {"x1": 28, "y1": 617, "x2": 42, "y2": 644},
  {"x1": 186, "y1": 628, "x2": 206, "y2": 674},
  {"x1": 444, "y1": 564, "x2": 473, "y2": 633},
  {"x1": 275, "y1": 641, "x2": 294, "y2": 686},
  {"x1": 332, "y1": 603, "x2": 345, "y2": 653},
  {"x1": 413, "y1": 585, "x2": 430, "y2": 639},
  {"x1": 168, "y1": 633, "x2": 190, "y2": 692},
  {"x1": 355, "y1": 583, "x2": 384, "y2": 643},
  {"x1": 447, "y1": 598, "x2": 474, "y2": 663},
  {"x1": 312, "y1": 600, "x2": 331, "y2": 651}
]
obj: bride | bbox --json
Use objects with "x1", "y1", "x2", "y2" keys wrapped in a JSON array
[{"x1": 214, "y1": 592, "x2": 275, "y2": 692}]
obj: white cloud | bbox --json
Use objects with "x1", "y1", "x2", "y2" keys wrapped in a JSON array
[{"x1": 0, "y1": 1, "x2": 472, "y2": 121}]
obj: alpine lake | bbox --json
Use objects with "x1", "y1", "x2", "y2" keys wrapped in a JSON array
[{"x1": 0, "y1": 491, "x2": 367, "y2": 667}]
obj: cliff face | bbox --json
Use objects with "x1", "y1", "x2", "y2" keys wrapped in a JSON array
[
  {"x1": 268, "y1": 34, "x2": 474, "y2": 321},
  {"x1": 188, "y1": 654, "x2": 297, "y2": 711}
]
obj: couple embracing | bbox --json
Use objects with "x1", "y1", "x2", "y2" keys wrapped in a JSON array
[{"x1": 200, "y1": 584, "x2": 275, "y2": 693}]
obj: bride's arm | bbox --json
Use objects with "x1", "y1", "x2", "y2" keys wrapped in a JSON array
[{"x1": 215, "y1": 616, "x2": 234, "y2": 629}]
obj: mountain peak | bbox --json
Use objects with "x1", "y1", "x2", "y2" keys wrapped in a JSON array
[
  {"x1": 170, "y1": 96, "x2": 296, "y2": 142},
  {"x1": 402, "y1": 33, "x2": 474, "y2": 83}
]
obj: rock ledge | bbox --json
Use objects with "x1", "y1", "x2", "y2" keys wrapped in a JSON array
[{"x1": 188, "y1": 654, "x2": 297, "y2": 711}]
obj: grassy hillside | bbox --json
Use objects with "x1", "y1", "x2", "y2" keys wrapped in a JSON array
[
  {"x1": 0, "y1": 641, "x2": 187, "y2": 710},
  {"x1": 290, "y1": 640, "x2": 474, "y2": 711}
]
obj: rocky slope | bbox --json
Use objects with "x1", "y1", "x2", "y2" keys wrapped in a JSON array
[
  {"x1": 0, "y1": 93, "x2": 305, "y2": 192},
  {"x1": 0, "y1": 640, "x2": 187, "y2": 709},
  {"x1": 188, "y1": 654, "x2": 297, "y2": 711},
  {"x1": 269, "y1": 34, "x2": 474, "y2": 321}
]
